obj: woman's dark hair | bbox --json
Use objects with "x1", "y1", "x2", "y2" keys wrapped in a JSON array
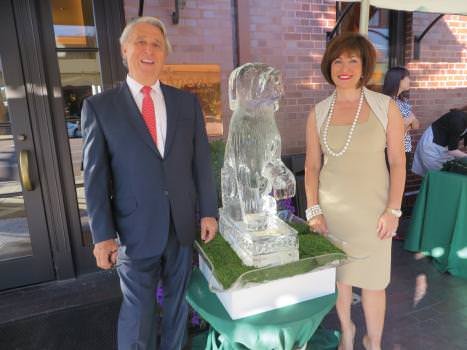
[
  {"x1": 450, "y1": 105, "x2": 467, "y2": 113},
  {"x1": 382, "y1": 66, "x2": 410, "y2": 100},
  {"x1": 321, "y1": 32, "x2": 376, "y2": 88}
]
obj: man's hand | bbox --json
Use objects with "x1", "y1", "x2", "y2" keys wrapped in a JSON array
[
  {"x1": 200, "y1": 217, "x2": 217, "y2": 243},
  {"x1": 93, "y1": 239, "x2": 118, "y2": 269}
]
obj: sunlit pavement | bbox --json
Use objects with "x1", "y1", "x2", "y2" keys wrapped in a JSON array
[
  {"x1": 1, "y1": 218, "x2": 467, "y2": 349},
  {"x1": 321, "y1": 219, "x2": 467, "y2": 350}
]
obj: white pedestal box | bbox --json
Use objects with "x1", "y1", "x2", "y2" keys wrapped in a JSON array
[{"x1": 199, "y1": 255, "x2": 336, "y2": 320}]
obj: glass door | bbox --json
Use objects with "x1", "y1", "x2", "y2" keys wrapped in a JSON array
[
  {"x1": 46, "y1": 0, "x2": 126, "y2": 274},
  {"x1": 0, "y1": 0, "x2": 54, "y2": 290}
]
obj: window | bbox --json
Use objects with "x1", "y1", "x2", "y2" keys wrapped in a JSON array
[
  {"x1": 160, "y1": 64, "x2": 223, "y2": 136},
  {"x1": 51, "y1": 0, "x2": 103, "y2": 246},
  {"x1": 335, "y1": 3, "x2": 406, "y2": 89},
  {"x1": 0, "y1": 65, "x2": 32, "y2": 260}
]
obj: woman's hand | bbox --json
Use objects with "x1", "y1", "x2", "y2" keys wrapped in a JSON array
[
  {"x1": 407, "y1": 113, "x2": 420, "y2": 130},
  {"x1": 376, "y1": 212, "x2": 399, "y2": 239},
  {"x1": 308, "y1": 214, "x2": 329, "y2": 235}
]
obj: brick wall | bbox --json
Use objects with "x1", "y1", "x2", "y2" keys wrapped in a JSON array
[
  {"x1": 123, "y1": 0, "x2": 234, "y2": 135},
  {"x1": 407, "y1": 13, "x2": 467, "y2": 127},
  {"x1": 239, "y1": 0, "x2": 335, "y2": 154},
  {"x1": 404, "y1": 13, "x2": 467, "y2": 192},
  {"x1": 122, "y1": 1, "x2": 467, "y2": 161},
  {"x1": 123, "y1": 0, "x2": 336, "y2": 152},
  {"x1": 121, "y1": 1, "x2": 467, "y2": 213}
]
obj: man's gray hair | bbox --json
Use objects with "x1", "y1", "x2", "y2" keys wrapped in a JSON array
[{"x1": 120, "y1": 16, "x2": 172, "y2": 53}]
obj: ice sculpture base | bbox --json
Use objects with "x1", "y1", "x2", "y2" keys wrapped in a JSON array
[
  {"x1": 199, "y1": 255, "x2": 336, "y2": 320},
  {"x1": 219, "y1": 208, "x2": 299, "y2": 268}
]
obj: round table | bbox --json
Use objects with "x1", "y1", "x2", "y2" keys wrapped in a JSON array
[{"x1": 186, "y1": 268, "x2": 339, "y2": 350}]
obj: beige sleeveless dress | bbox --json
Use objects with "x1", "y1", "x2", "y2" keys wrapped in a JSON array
[{"x1": 316, "y1": 89, "x2": 391, "y2": 290}]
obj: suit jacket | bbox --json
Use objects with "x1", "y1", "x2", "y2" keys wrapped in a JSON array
[{"x1": 81, "y1": 82, "x2": 218, "y2": 259}]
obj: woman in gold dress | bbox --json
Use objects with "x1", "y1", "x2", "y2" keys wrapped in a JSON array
[{"x1": 305, "y1": 33, "x2": 405, "y2": 350}]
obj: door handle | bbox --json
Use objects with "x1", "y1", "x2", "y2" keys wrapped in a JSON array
[{"x1": 19, "y1": 150, "x2": 34, "y2": 191}]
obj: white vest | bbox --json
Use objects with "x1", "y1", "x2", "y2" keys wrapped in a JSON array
[{"x1": 314, "y1": 87, "x2": 390, "y2": 134}]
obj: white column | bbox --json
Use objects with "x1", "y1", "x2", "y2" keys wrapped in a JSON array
[{"x1": 359, "y1": 0, "x2": 370, "y2": 36}]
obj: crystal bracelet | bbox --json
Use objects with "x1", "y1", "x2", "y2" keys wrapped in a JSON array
[{"x1": 305, "y1": 204, "x2": 323, "y2": 221}]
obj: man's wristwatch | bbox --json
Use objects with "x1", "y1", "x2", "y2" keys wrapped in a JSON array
[{"x1": 386, "y1": 207, "x2": 402, "y2": 218}]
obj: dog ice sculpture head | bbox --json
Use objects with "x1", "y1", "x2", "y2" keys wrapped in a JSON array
[{"x1": 228, "y1": 62, "x2": 284, "y2": 111}]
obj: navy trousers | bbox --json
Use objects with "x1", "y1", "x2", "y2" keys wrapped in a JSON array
[{"x1": 116, "y1": 226, "x2": 192, "y2": 350}]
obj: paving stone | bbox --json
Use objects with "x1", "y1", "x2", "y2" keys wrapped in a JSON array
[{"x1": 322, "y1": 240, "x2": 467, "y2": 350}]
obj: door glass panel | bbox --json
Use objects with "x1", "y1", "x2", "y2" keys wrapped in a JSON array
[
  {"x1": 52, "y1": 0, "x2": 102, "y2": 246},
  {"x1": 58, "y1": 51, "x2": 101, "y2": 88},
  {"x1": 51, "y1": 0, "x2": 97, "y2": 49},
  {"x1": 0, "y1": 60, "x2": 32, "y2": 261},
  {"x1": 367, "y1": 9, "x2": 389, "y2": 86}
]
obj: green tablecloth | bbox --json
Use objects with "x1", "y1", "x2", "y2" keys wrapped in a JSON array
[
  {"x1": 404, "y1": 171, "x2": 467, "y2": 278},
  {"x1": 186, "y1": 268, "x2": 338, "y2": 350}
]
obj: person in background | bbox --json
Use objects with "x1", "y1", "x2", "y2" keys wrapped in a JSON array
[
  {"x1": 412, "y1": 105, "x2": 467, "y2": 176},
  {"x1": 382, "y1": 67, "x2": 420, "y2": 240},
  {"x1": 81, "y1": 16, "x2": 218, "y2": 349},
  {"x1": 305, "y1": 32, "x2": 405, "y2": 350},
  {"x1": 382, "y1": 66, "x2": 420, "y2": 153}
]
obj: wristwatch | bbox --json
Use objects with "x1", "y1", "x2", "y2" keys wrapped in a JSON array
[{"x1": 386, "y1": 208, "x2": 402, "y2": 218}]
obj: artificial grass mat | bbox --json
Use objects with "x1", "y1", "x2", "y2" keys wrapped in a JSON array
[{"x1": 197, "y1": 222, "x2": 345, "y2": 289}]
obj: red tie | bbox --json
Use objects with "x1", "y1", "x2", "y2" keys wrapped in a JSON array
[{"x1": 141, "y1": 86, "x2": 157, "y2": 144}]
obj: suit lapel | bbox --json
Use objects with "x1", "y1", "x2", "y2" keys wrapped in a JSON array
[
  {"x1": 161, "y1": 83, "x2": 179, "y2": 158},
  {"x1": 116, "y1": 82, "x2": 162, "y2": 159}
]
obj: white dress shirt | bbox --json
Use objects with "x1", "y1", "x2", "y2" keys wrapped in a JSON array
[{"x1": 126, "y1": 75, "x2": 167, "y2": 157}]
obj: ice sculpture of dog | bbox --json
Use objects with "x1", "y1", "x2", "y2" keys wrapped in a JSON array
[{"x1": 221, "y1": 63, "x2": 296, "y2": 230}]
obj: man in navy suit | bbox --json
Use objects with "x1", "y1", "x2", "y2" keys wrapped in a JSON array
[{"x1": 82, "y1": 16, "x2": 218, "y2": 349}]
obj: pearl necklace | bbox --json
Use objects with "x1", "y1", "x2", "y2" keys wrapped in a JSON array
[{"x1": 322, "y1": 89, "x2": 364, "y2": 157}]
